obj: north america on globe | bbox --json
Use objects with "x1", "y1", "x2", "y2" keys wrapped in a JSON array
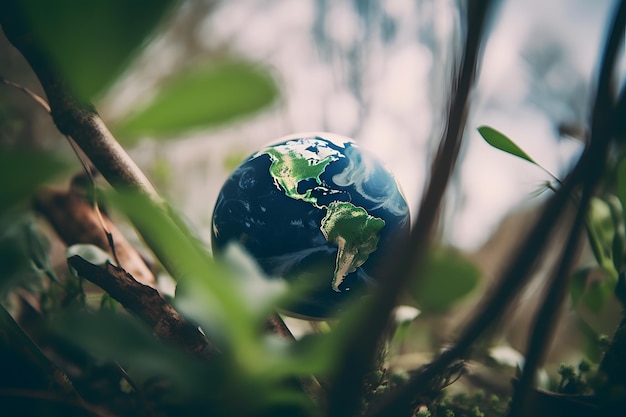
[{"x1": 211, "y1": 133, "x2": 410, "y2": 319}]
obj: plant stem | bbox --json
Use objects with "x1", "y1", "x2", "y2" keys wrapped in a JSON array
[{"x1": 326, "y1": 2, "x2": 493, "y2": 416}]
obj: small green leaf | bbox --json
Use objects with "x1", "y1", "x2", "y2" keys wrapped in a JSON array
[
  {"x1": 115, "y1": 60, "x2": 279, "y2": 142},
  {"x1": 410, "y1": 248, "x2": 481, "y2": 313},
  {"x1": 477, "y1": 126, "x2": 537, "y2": 165}
]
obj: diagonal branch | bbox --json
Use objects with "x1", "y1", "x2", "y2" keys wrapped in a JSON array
[
  {"x1": 0, "y1": 9, "x2": 159, "y2": 203},
  {"x1": 67, "y1": 255, "x2": 218, "y2": 360}
]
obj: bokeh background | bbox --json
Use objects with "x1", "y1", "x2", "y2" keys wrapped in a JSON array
[
  {"x1": 2, "y1": 0, "x2": 622, "y2": 251},
  {"x1": 91, "y1": 0, "x2": 620, "y2": 252}
]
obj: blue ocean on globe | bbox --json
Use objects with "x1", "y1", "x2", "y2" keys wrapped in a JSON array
[{"x1": 211, "y1": 132, "x2": 410, "y2": 319}]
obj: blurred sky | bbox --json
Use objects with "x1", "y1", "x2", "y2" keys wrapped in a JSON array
[{"x1": 103, "y1": 0, "x2": 624, "y2": 250}]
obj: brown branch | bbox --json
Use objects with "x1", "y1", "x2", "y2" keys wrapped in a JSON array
[
  {"x1": 0, "y1": 7, "x2": 159, "y2": 202},
  {"x1": 0, "y1": 2, "x2": 187, "y2": 284},
  {"x1": 34, "y1": 187, "x2": 156, "y2": 287},
  {"x1": 67, "y1": 255, "x2": 218, "y2": 361}
]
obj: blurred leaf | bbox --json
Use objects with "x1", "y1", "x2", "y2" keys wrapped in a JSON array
[
  {"x1": 0, "y1": 215, "x2": 49, "y2": 298},
  {"x1": 103, "y1": 189, "x2": 335, "y2": 411},
  {"x1": 103, "y1": 191, "x2": 261, "y2": 354},
  {"x1": 570, "y1": 266, "x2": 614, "y2": 313},
  {"x1": 49, "y1": 308, "x2": 212, "y2": 400},
  {"x1": 5, "y1": 0, "x2": 176, "y2": 99},
  {"x1": 586, "y1": 197, "x2": 619, "y2": 281},
  {"x1": 478, "y1": 126, "x2": 537, "y2": 165},
  {"x1": 410, "y1": 248, "x2": 481, "y2": 313},
  {"x1": 584, "y1": 279, "x2": 614, "y2": 313},
  {"x1": 606, "y1": 194, "x2": 626, "y2": 272},
  {"x1": 50, "y1": 308, "x2": 315, "y2": 415},
  {"x1": 574, "y1": 315, "x2": 604, "y2": 363},
  {"x1": 0, "y1": 148, "x2": 69, "y2": 214},
  {"x1": 24, "y1": 217, "x2": 59, "y2": 283},
  {"x1": 115, "y1": 60, "x2": 279, "y2": 142},
  {"x1": 570, "y1": 266, "x2": 591, "y2": 309}
]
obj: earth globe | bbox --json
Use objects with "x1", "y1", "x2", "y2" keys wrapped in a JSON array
[{"x1": 211, "y1": 132, "x2": 410, "y2": 319}]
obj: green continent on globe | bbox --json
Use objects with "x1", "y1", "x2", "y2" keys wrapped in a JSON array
[
  {"x1": 257, "y1": 139, "x2": 342, "y2": 206},
  {"x1": 320, "y1": 201, "x2": 385, "y2": 292}
]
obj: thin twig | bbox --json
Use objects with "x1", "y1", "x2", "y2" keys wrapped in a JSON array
[
  {"x1": 508, "y1": 184, "x2": 588, "y2": 416},
  {"x1": 509, "y1": 1, "x2": 626, "y2": 417},
  {"x1": 65, "y1": 137, "x2": 122, "y2": 267},
  {"x1": 0, "y1": 75, "x2": 51, "y2": 111},
  {"x1": 362, "y1": 1, "x2": 626, "y2": 414}
]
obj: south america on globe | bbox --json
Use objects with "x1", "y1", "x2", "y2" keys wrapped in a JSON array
[{"x1": 211, "y1": 132, "x2": 410, "y2": 319}]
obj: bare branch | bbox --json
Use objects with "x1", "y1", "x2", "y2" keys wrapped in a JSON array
[{"x1": 67, "y1": 255, "x2": 218, "y2": 361}]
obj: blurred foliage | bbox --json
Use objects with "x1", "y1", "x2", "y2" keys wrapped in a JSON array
[
  {"x1": 0, "y1": 0, "x2": 624, "y2": 416},
  {"x1": 570, "y1": 266, "x2": 615, "y2": 313},
  {"x1": 0, "y1": 149, "x2": 69, "y2": 213},
  {"x1": 0, "y1": 147, "x2": 68, "y2": 302},
  {"x1": 410, "y1": 248, "x2": 481, "y2": 313},
  {"x1": 479, "y1": 126, "x2": 626, "y2": 319},
  {"x1": 3, "y1": 0, "x2": 176, "y2": 100},
  {"x1": 114, "y1": 60, "x2": 279, "y2": 142}
]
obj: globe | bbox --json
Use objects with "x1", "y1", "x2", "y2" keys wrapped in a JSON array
[{"x1": 211, "y1": 132, "x2": 410, "y2": 319}]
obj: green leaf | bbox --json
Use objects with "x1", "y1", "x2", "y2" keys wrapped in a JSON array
[
  {"x1": 4, "y1": 0, "x2": 176, "y2": 99},
  {"x1": 103, "y1": 191, "x2": 263, "y2": 354},
  {"x1": 584, "y1": 278, "x2": 614, "y2": 313},
  {"x1": 570, "y1": 266, "x2": 590, "y2": 309},
  {"x1": 115, "y1": 60, "x2": 279, "y2": 142},
  {"x1": 410, "y1": 248, "x2": 481, "y2": 313},
  {"x1": 586, "y1": 197, "x2": 619, "y2": 281},
  {"x1": 49, "y1": 309, "x2": 212, "y2": 400},
  {"x1": 24, "y1": 218, "x2": 59, "y2": 283},
  {"x1": 570, "y1": 266, "x2": 615, "y2": 314},
  {"x1": 477, "y1": 126, "x2": 537, "y2": 165},
  {"x1": 0, "y1": 148, "x2": 69, "y2": 214},
  {"x1": 1, "y1": 215, "x2": 52, "y2": 298}
]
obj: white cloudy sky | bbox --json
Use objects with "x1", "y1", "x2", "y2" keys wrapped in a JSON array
[{"x1": 106, "y1": 0, "x2": 623, "y2": 250}]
